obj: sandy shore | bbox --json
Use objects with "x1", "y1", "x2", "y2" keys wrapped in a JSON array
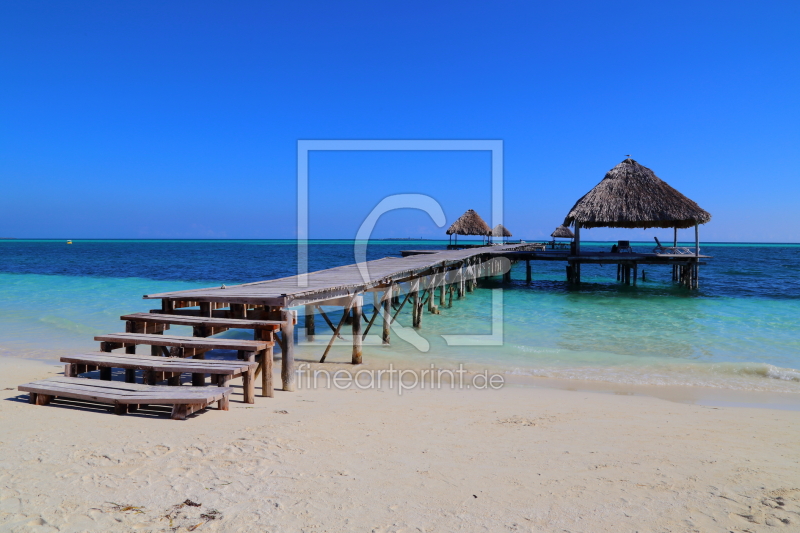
[{"x1": 1, "y1": 356, "x2": 799, "y2": 533}]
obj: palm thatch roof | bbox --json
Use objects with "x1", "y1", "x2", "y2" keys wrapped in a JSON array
[
  {"x1": 491, "y1": 224, "x2": 512, "y2": 237},
  {"x1": 551, "y1": 225, "x2": 574, "y2": 239},
  {"x1": 563, "y1": 159, "x2": 712, "y2": 229},
  {"x1": 446, "y1": 209, "x2": 491, "y2": 236}
]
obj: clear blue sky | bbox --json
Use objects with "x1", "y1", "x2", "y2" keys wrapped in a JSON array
[{"x1": 1, "y1": 1, "x2": 798, "y2": 241}]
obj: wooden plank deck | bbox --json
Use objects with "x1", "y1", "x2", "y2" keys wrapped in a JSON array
[
  {"x1": 18, "y1": 377, "x2": 231, "y2": 419},
  {"x1": 62, "y1": 352, "x2": 257, "y2": 375},
  {"x1": 142, "y1": 244, "x2": 533, "y2": 307},
  {"x1": 121, "y1": 312, "x2": 283, "y2": 330},
  {"x1": 95, "y1": 333, "x2": 272, "y2": 352}
]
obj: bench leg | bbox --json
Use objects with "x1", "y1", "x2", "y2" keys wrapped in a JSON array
[
  {"x1": 114, "y1": 402, "x2": 128, "y2": 415},
  {"x1": 128, "y1": 404, "x2": 138, "y2": 413},
  {"x1": 75, "y1": 364, "x2": 87, "y2": 375},
  {"x1": 143, "y1": 370, "x2": 157, "y2": 385},
  {"x1": 35, "y1": 394, "x2": 53, "y2": 406},
  {"x1": 125, "y1": 369, "x2": 137, "y2": 383},
  {"x1": 261, "y1": 347, "x2": 273, "y2": 398},
  {"x1": 243, "y1": 369, "x2": 255, "y2": 404},
  {"x1": 170, "y1": 404, "x2": 188, "y2": 420},
  {"x1": 168, "y1": 373, "x2": 182, "y2": 386},
  {"x1": 64, "y1": 363, "x2": 76, "y2": 377},
  {"x1": 217, "y1": 376, "x2": 231, "y2": 410},
  {"x1": 191, "y1": 373, "x2": 205, "y2": 386},
  {"x1": 99, "y1": 367, "x2": 112, "y2": 381},
  {"x1": 29, "y1": 392, "x2": 37, "y2": 404}
]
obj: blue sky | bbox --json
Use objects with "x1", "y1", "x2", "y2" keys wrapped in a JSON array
[{"x1": 1, "y1": 1, "x2": 798, "y2": 241}]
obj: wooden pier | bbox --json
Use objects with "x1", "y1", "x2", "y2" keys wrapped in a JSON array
[
  {"x1": 138, "y1": 243, "x2": 708, "y2": 395},
  {"x1": 18, "y1": 238, "x2": 710, "y2": 418}
]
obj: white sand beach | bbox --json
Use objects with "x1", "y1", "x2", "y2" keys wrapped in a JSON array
[{"x1": 1, "y1": 356, "x2": 799, "y2": 532}]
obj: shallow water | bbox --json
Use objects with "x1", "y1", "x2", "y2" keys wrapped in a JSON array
[{"x1": 1, "y1": 239, "x2": 799, "y2": 393}]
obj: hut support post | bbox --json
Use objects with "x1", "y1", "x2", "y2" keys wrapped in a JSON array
[
  {"x1": 351, "y1": 296, "x2": 362, "y2": 364},
  {"x1": 695, "y1": 224, "x2": 699, "y2": 258},
  {"x1": 574, "y1": 224, "x2": 581, "y2": 256},
  {"x1": 439, "y1": 282, "x2": 446, "y2": 307},
  {"x1": 526, "y1": 260, "x2": 531, "y2": 283},
  {"x1": 305, "y1": 304, "x2": 315, "y2": 342},
  {"x1": 382, "y1": 286, "x2": 392, "y2": 344},
  {"x1": 281, "y1": 309, "x2": 295, "y2": 392},
  {"x1": 633, "y1": 263, "x2": 638, "y2": 287}
]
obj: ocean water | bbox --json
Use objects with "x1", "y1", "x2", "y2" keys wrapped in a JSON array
[{"x1": 1, "y1": 239, "x2": 799, "y2": 393}]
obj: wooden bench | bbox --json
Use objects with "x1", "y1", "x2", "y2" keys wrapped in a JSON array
[
  {"x1": 62, "y1": 352, "x2": 264, "y2": 402},
  {"x1": 18, "y1": 377, "x2": 231, "y2": 420},
  {"x1": 120, "y1": 312, "x2": 281, "y2": 340},
  {"x1": 95, "y1": 333, "x2": 271, "y2": 357}
]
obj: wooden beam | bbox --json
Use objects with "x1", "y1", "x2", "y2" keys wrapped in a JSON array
[
  {"x1": 352, "y1": 296, "x2": 363, "y2": 364},
  {"x1": 319, "y1": 295, "x2": 358, "y2": 363},
  {"x1": 281, "y1": 309, "x2": 295, "y2": 392},
  {"x1": 305, "y1": 304, "x2": 315, "y2": 341},
  {"x1": 382, "y1": 286, "x2": 392, "y2": 345}
]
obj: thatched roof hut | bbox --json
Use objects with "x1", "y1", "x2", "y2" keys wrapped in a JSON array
[
  {"x1": 491, "y1": 224, "x2": 512, "y2": 238},
  {"x1": 563, "y1": 159, "x2": 711, "y2": 229},
  {"x1": 550, "y1": 225, "x2": 574, "y2": 239},
  {"x1": 446, "y1": 209, "x2": 491, "y2": 236}
]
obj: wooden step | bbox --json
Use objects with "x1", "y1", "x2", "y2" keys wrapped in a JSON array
[
  {"x1": 94, "y1": 333, "x2": 272, "y2": 353},
  {"x1": 121, "y1": 312, "x2": 283, "y2": 331},
  {"x1": 61, "y1": 352, "x2": 265, "y2": 402},
  {"x1": 62, "y1": 352, "x2": 257, "y2": 375},
  {"x1": 18, "y1": 377, "x2": 231, "y2": 420}
]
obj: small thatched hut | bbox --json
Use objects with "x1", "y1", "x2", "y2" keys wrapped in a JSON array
[
  {"x1": 446, "y1": 209, "x2": 491, "y2": 244},
  {"x1": 491, "y1": 224, "x2": 512, "y2": 243},
  {"x1": 563, "y1": 158, "x2": 711, "y2": 254},
  {"x1": 550, "y1": 225, "x2": 574, "y2": 239}
]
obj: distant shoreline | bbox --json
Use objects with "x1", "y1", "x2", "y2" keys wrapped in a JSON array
[{"x1": 2, "y1": 238, "x2": 800, "y2": 245}]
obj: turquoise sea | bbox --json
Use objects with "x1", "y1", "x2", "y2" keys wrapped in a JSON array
[{"x1": 1, "y1": 239, "x2": 799, "y2": 393}]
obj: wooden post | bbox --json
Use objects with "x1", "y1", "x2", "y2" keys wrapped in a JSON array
[
  {"x1": 695, "y1": 224, "x2": 699, "y2": 258},
  {"x1": 617, "y1": 264, "x2": 621, "y2": 281},
  {"x1": 411, "y1": 290, "x2": 420, "y2": 328},
  {"x1": 261, "y1": 342, "x2": 274, "y2": 397},
  {"x1": 281, "y1": 309, "x2": 295, "y2": 392},
  {"x1": 218, "y1": 375, "x2": 231, "y2": 410},
  {"x1": 382, "y1": 286, "x2": 392, "y2": 345},
  {"x1": 305, "y1": 304, "x2": 315, "y2": 342},
  {"x1": 633, "y1": 263, "x2": 638, "y2": 287},
  {"x1": 674, "y1": 227, "x2": 678, "y2": 247},
  {"x1": 526, "y1": 260, "x2": 531, "y2": 282},
  {"x1": 439, "y1": 281, "x2": 446, "y2": 307},
  {"x1": 351, "y1": 296, "x2": 363, "y2": 364},
  {"x1": 574, "y1": 223, "x2": 581, "y2": 256}
]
